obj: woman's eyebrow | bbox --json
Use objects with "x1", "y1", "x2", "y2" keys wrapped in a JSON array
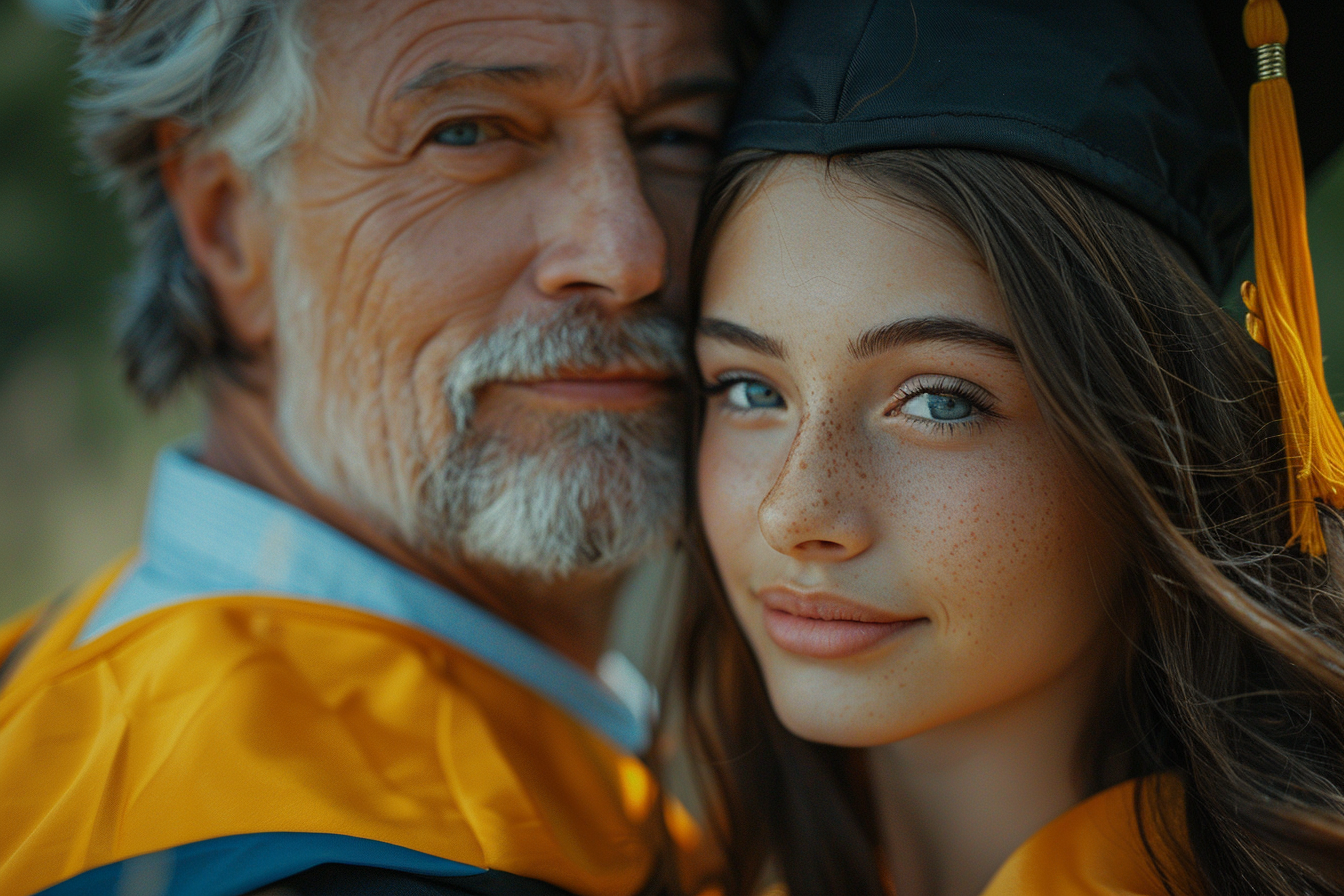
[
  {"x1": 850, "y1": 316, "x2": 1017, "y2": 359},
  {"x1": 697, "y1": 318, "x2": 786, "y2": 360}
]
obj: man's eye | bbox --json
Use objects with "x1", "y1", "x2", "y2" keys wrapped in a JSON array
[
  {"x1": 645, "y1": 128, "x2": 713, "y2": 147},
  {"x1": 432, "y1": 120, "x2": 503, "y2": 147},
  {"x1": 724, "y1": 379, "x2": 785, "y2": 411},
  {"x1": 637, "y1": 128, "x2": 719, "y2": 176}
]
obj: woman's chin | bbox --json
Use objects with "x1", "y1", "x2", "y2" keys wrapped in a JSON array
[
  {"x1": 778, "y1": 710, "x2": 903, "y2": 748},
  {"x1": 766, "y1": 678, "x2": 912, "y2": 748}
]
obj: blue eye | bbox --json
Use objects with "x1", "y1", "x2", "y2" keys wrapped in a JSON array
[
  {"x1": 724, "y1": 379, "x2": 785, "y2": 410},
  {"x1": 648, "y1": 128, "x2": 700, "y2": 146},
  {"x1": 638, "y1": 128, "x2": 718, "y2": 176},
  {"x1": 433, "y1": 121, "x2": 489, "y2": 146},
  {"x1": 901, "y1": 391, "x2": 975, "y2": 422},
  {"x1": 890, "y1": 376, "x2": 998, "y2": 432}
]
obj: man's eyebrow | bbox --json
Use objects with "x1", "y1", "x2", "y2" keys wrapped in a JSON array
[
  {"x1": 850, "y1": 316, "x2": 1017, "y2": 359},
  {"x1": 697, "y1": 318, "x2": 786, "y2": 360},
  {"x1": 644, "y1": 74, "x2": 739, "y2": 108},
  {"x1": 396, "y1": 62, "x2": 561, "y2": 98}
]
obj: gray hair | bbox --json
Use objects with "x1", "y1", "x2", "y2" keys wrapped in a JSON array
[{"x1": 77, "y1": 0, "x2": 313, "y2": 405}]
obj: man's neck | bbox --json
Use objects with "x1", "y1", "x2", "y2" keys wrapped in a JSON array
[
  {"x1": 868, "y1": 650, "x2": 1106, "y2": 896},
  {"x1": 198, "y1": 383, "x2": 620, "y2": 672}
]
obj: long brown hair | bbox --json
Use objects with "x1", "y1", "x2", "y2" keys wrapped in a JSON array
[{"x1": 675, "y1": 148, "x2": 1344, "y2": 895}]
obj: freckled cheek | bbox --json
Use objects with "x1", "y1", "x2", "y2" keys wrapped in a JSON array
[
  {"x1": 888, "y1": 437, "x2": 1111, "y2": 648},
  {"x1": 870, "y1": 441, "x2": 1062, "y2": 613},
  {"x1": 697, "y1": 425, "x2": 787, "y2": 581}
]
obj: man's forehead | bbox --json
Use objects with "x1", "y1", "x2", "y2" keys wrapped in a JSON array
[{"x1": 318, "y1": 0, "x2": 728, "y2": 103}]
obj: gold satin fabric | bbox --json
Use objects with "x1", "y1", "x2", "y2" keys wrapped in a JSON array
[{"x1": 0, "y1": 557, "x2": 689, "y2": 896}]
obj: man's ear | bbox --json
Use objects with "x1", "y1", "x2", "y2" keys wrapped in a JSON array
[{"x1": 156, "y1": 120, "x2": 276, "y2": 350}]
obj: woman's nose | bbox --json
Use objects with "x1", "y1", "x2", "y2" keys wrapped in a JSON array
[{"x1": 756, "y1": 416, "x2": 875, "y2": 562}]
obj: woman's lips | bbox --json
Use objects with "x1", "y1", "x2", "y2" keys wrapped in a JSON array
[{"x1": 757, "y1": 587, "x2": 922, "y2": 659}]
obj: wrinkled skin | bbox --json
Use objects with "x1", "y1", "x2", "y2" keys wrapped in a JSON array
[{"x1": 165, "y1": 0, "x2": 733, "y2": 668}]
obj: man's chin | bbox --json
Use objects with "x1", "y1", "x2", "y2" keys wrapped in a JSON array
[
  {"x1": 422, "y1": 411, "x2": 684, "y2": 581},
  {"x1": 468, "y1": 387, "x2": 681, "y2": 448}
]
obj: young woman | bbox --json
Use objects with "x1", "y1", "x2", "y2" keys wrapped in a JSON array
[{"x1": 677, "y1": 0, "x2": 1344, "y2": 894}]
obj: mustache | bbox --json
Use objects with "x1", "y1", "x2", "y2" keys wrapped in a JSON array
[{"x1": 444, "y1": 303, "x2": 688, "y2": 430}]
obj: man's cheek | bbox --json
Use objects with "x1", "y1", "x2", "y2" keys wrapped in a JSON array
[
  {"x1": 366, "y1": 217, "x2": 535, "y2": 328},
  {"x1": 291, "y1": 168, "x2": 483, "y2": 305},
  {"x1": 643, "y1": 180, "x2": 702, "y2": 309},
  {"x1": 407, "y1": 335, "x2": 470, "y2": 448}
]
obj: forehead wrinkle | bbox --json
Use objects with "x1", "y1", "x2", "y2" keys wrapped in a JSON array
[
  {"x1": 379, "y1": 20, "x2": 560, "y2": 92},
  {"x1": 351, "y1": 0, "x2": 599, "y2": 30},
  {"x1": 351, "y1": 8, "x2": 603, "y2": 108},
  {"x1": 330, "y1": 1, "x2": 724, "y2": 129},
  {"x1": 621, "y1": 51, "x2": 722, "y2": 115},
  {"x1": 409, "y1": 31, "x2": 613, "y2": 124}
]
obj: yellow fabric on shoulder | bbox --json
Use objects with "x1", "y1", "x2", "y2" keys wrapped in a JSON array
[
  {"x1": 0, "y1": 557, "x2": 670, "y2": 896},
  {"x1": 981, "y1": 777, "x2": 1190, "y2": 896},
  {"x1": 0, "y1": 605, "x2": 40, "y2": 667}
]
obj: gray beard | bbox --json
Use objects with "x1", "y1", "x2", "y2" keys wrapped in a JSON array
[
  {"x1": 424, "y1": 403, "x2": 684, "y2": 580},
  {"x1": 420, "y1": 303, "x2": 687, "y2": 580},
  {"x1": 276, "y1": 270, "x2": 688, "y2": 583}
]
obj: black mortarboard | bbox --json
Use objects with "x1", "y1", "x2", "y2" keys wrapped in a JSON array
[
  {"x1": 723, "y1": 0, "x2": 1344, "y2": 554},
  {"x1": 724, "y1": 0, "x2": 1343, "y2": 295}
]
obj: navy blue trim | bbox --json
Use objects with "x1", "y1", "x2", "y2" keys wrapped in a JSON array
[
  {"x1": 269, "y1": 864, "x2": 579, "y2": 895},
  {"x1": 37, "y1": 832, "x2": 484, "y2": 896}
]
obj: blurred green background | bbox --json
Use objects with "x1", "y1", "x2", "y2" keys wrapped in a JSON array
[
  {"x1": 2, "y1": 0, "x2": 1343, "y2": 623},
  {"x1": 1, "y1": 0, "x2": 196, "y2": 622}
]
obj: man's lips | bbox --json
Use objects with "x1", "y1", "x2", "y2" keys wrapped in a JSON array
[
  {"x1": 757, "y1": 587, "x2": 924, "y2": 659},
  {"x1": 502, "y1": 370, "x2": 676, "y2": 409}
]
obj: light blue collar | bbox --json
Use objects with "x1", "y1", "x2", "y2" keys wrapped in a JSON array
[{"x1": 80, "y1": 448, "x2": 649, "y2": 753}]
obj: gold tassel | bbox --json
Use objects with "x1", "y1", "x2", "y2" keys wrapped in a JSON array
[{"x1": 1242, "y1": 0, "x2": 1344, "y2": 555}]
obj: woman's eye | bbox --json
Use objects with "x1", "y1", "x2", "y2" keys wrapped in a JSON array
[
  {"x1": 902, "y1": 392, "x2": 976, "y2": 422},
  {"x1": 432, "y1": 120, "x2": 502, "y2": 147},
  {"x1": 892, "y1": 376, "x2": 994, "y2": 428},
  {"x1": 723, "y1": 379, "x2": 785, "y2": 411}
]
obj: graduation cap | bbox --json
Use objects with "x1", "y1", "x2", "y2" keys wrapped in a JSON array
[{"x1": 724, "y1": 0, "x2": 1344, "y2": 554}]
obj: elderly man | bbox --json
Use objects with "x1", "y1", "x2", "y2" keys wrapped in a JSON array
[{"x1": 0, "y1": 1, "x2": 743, "y2": 893}]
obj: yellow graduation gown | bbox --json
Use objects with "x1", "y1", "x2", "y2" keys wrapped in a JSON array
[
  {"x1": 982, "y1": 776, "x2": 1190, "y2": 896},
  {"x1": 0, "y1": 558, "x2": 700, "y2": 896}
]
